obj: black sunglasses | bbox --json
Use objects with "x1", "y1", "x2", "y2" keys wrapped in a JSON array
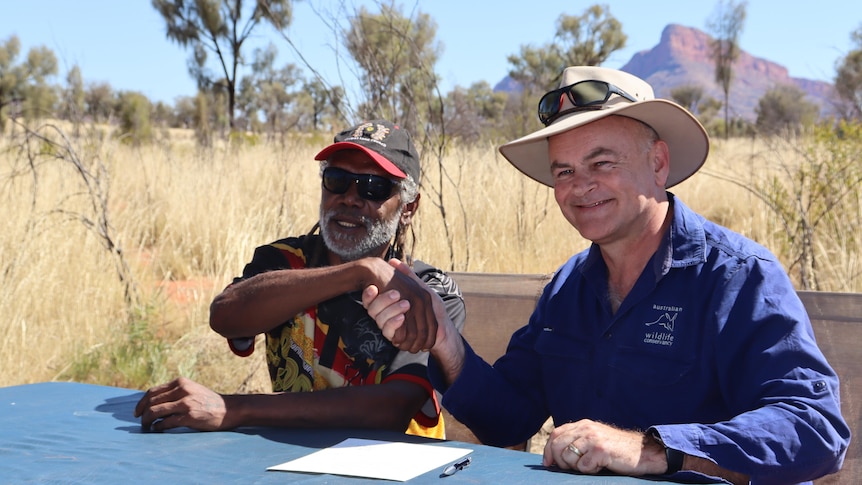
[
  {"x1": 537, "y1": 80, "x2": 637, "y2": 126},
  {"x1": 322, "y1": 167, "x2": 399, "y2": 202}
]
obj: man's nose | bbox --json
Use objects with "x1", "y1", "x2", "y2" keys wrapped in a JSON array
[
  {"x1": 339, "y1": 182, "x2": 366, "y2": 205},
  {"x1": 566, "y1": 172, "x2": 597, "y2": 198}
]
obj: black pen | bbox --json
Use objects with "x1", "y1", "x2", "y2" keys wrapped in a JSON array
[{"x1": 440, "y1": 456, "x2": 472, "y2": 477}]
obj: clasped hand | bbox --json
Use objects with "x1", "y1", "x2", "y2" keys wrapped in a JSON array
[{"x1": 363, "y1": 259, "x2": 446, "y2": 353}]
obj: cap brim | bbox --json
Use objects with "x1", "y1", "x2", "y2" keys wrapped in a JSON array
[
  {"x1": 498, "y1": 99, "x2": 708, "y2": 188},
  {"x1": 314, "y1": 142, "x2": 407, "y2": 178}
]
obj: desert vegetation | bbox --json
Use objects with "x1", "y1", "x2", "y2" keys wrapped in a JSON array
[
  {"x1": 3, "y1": 0, "x2": 862, "y2": 400},
  {"x1": 2, "y1": 119, "x2": 861, "y2": 393}
]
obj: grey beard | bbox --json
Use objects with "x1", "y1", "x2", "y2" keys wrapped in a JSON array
[{"x1": 319, "y1": 207, "x2": 401, "y2": 262}]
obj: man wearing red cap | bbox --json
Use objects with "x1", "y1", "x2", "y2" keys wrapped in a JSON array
[{"x1": 135, "y1": 120, "x2": 465, "y2": 439}]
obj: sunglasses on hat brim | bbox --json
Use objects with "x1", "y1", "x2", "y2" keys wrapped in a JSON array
[
  {"x1": 538, "y1": 80, "x2": 637, "y2": 126},
  {"x1": 322, "y1": 167, "x2": 399, "y2": 202}
]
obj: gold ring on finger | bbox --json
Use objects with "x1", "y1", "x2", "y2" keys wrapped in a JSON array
[{"x1": 566, "y1": 443, "x2": 582, "y2": 457}]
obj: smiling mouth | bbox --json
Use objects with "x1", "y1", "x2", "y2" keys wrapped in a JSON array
[
  {"x1": 335, "y1": 220, "x2": 361, "y2": 228},
  {"x1": 330, "y1": 214, "x2": 372, "y2": 232},
  {"x1": 579, "y1": 199, "x2": 610, "y2": 208}
]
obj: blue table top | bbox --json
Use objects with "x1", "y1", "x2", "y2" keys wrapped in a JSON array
[{"x1": 0, "y1": 382, "x2": 677, "y2": 484}]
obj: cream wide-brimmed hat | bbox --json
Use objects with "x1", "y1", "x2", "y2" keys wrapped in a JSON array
[{"x1": 498, "y1": 66, "x2": 709, "y2": 188}]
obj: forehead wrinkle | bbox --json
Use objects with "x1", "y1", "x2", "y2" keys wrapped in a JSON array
[
  {"x1": 551, "y1": 146, "x2": 618, "y2": 169},
  {"x1": 584, "y1": 146, "x2": 617, "y2": 161}
]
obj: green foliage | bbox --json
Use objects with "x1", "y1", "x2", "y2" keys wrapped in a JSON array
[
  {"x1": 62, "y1": 65, "x2": 86, "y2": 134},
  {"x1": 442, "y1": 81, "x2": 509, "y2": 145},
  {"x1": 115, "y1": 91, "x2": 153, "y2": 145},
  {"x1": 346, "y1": 1, "x2": 441, "y2": 138},
  {"x1": 303, "y1": 78, "x2": 345, "y2": 132},
  {"x1": 753, "y1": 121, "x2": 862, "y2": 289},
  {"x1": 555, "y1": 5, "x2": 627, "y2": 68},
  {"x1": 84, "y1": 82, "x2": 114, "y2": 124},
  {"x1": 508, "y1": 4, "x2": 627, "y2": 96},
  {"x1": 20, "y1": 76, "x2": 58, "y2": 123},
  {"x1": 151, "y1": 0, "x2": 294, "y2": 129},
  {"x1": 835, "y1": 24, "x2": 862, "y2": 120},
  {"x1": 185, "y1": 86, "x2": 230, "y2": 144},
  {"x1": 696, "y1": 97, "x2": 725, "y2": 133},
  {"x1": 701, "y1": 114, "x2": 752, "y2": 139},
  {"x1": 0, "y1": 35, "x2": 58, "y2": 131},
  {"x1": 58, "y1": 304, "x2": 170, "y2": 389},
  {"x1": 236, "y1": 43, "x2": 304, "y2": 141},
  {"x1": 194, "y1": 91, "x2": 213, "y2": 146},
  {"x1": 707, "y1": 0, "x2": 747, "y2": 139},
  {"x1": 755, "y1": 84, "x2": 819, "y2": 136},
  {"x1": 152, "y1": 101, "x2": 174, "y2": 127},
  {"x1": 670, "y1": 83, "x2": 724, "y2": 132},
  {"x1": 507, "y1": 44, "x2": 566, "y2": 97},
  {"x1": 228, "y1": 129, "x2": 260, "y2": 147},
  {"x1": 504, "y1": 4, "x2": 627, "y2": 139},
  {"x1": 670, "y1": 84, "x2": 705, "y2": 114}
]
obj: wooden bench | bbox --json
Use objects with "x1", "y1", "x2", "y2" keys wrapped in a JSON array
[{"x1": 445, "y1": 272, "x2": 861, "y2": 484}]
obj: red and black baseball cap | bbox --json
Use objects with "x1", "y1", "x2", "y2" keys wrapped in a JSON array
[{"x1": 314, "y1": 120, "x2": 420, "y2": 182}]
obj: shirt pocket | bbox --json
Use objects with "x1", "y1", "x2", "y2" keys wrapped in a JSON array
[
  {"x1": 604, "y1": 344, "x2": 704, "y2": 426},
  {"x1": 535, "y1": 330, "x2": 594, "y2": 365},
  {"x1": 534, "y1": 331, "x2": 595, "y2": 416},
  {"x1": 608, "y1": 344, "x2": 697, "y2": 387}
]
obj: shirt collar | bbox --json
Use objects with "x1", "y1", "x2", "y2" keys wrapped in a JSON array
[
  {"x1": 582, "y1": 192, "x2": 708, "y2": 281},
  {"x1": 663, "y1": 192, "x2": 708, "y2": 270}
]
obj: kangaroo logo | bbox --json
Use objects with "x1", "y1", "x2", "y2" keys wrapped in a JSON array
[{"x1": 646, "y1": 312, "x2": 678, "y2": 332}]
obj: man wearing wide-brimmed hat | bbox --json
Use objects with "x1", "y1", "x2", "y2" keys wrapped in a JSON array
[{"x1": 364, "y1": 67, "x2": 849, "y2": 483}]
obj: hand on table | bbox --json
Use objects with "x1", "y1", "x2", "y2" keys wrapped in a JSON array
[
  {"x1": 134, "y1": 377, "x2": 230, "y2": 432},
  {"x1": 543, "y1": 419, "x2": 666, "y2": 475}
]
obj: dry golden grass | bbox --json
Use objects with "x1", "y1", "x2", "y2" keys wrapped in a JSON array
[{"x1": 1, "y1": 127, "x2": 859, "y2": 390}]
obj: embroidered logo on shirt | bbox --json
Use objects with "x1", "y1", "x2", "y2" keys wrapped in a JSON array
[
  {"x1": 643, "y1": 304, "x2": 681, "y2": 347},
  {"x1": 646, "y1": 312, "x2": 678, "y2": 332}
]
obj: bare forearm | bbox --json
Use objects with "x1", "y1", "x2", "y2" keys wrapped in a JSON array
[
  {"x1": 210, "y1": 259, "x2": 384, "y2": 338},
  {"x1": 222, "y1": 381, "x2": 426, "y2": 431}
]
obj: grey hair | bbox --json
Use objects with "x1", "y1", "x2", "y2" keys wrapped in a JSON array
[
  {"x1": 633, "y1": 119, "x2": 660, "y2": 155},
  {"x1": 398, "y1": 173, "x2": 419, "y2": 204}
]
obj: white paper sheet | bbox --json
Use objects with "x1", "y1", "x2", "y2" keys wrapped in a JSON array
[{"x1": 267, "y1": 438, "x2": 472, "y2": 481}]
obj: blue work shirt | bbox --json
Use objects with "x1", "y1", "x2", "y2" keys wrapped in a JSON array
[{"x1": 432, "y1": 194, "x2": 850, "y2": 484}]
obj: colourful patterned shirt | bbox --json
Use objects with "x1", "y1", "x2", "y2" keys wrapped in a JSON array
[{"x1": 226, "y1": 234, "x2": 465, "y2": 438}]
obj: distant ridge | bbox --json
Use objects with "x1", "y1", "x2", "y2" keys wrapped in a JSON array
[
  {"x1": 622, "y1": 24, "x2": 834, "y2": 120},
  {"x1": 495, "y1": 24, "x2": 835, "y2": 121}
]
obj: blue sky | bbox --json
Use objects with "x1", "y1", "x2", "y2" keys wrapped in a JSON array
[{"x1": 2, "y1": 1, "x2": 861, "y2": 104}]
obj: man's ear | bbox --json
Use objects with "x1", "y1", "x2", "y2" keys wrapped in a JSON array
[
  {"x1": 652, "y1": 140, "x2": 670, "y2": 188},
  {"x1": 400, "y1": 193, "x2": 420, "y2": 225}
]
